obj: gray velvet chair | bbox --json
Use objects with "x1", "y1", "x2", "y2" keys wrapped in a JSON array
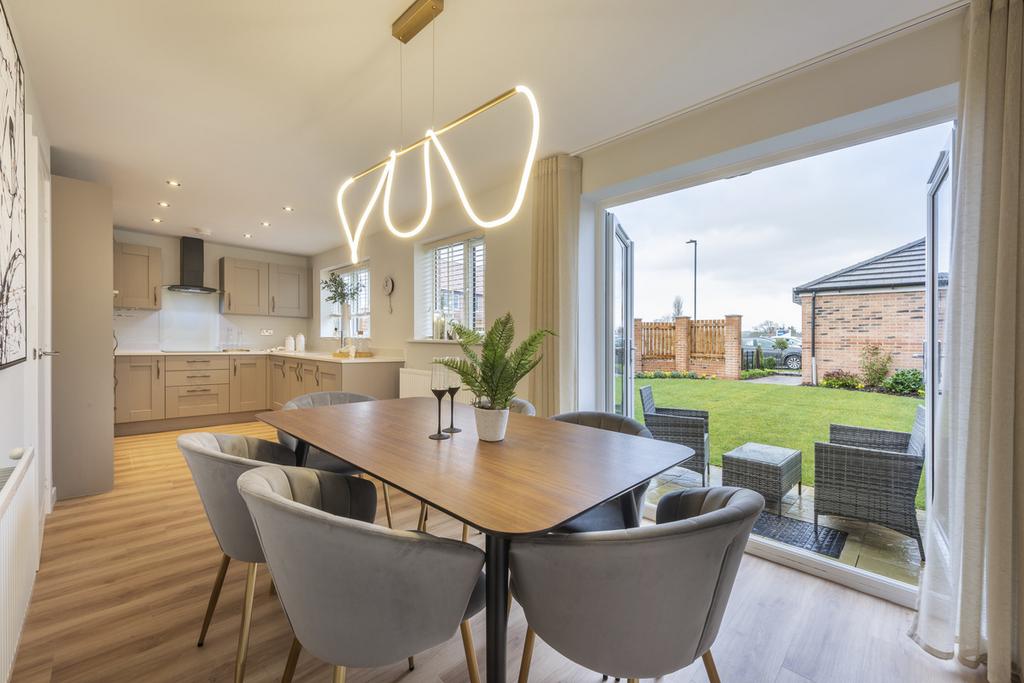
[
  {"x1": 550, "y1": 411, "x2": 653, "y2": 532},
  {"x1": 510, "y1": 397, "x2": 537, "y2": 416},
  {"x1": 178, "y1": 432, "x2": 375, "y2": 683},
  {"x1": 511, "y1": 486, "x2": 764, "y2": 683},
  {"x1": 237, "y1": 465, "x2": 485, "y2": 683},
  {"x1": 278, "y1": 391, "x2": 398, "y2": 528}
]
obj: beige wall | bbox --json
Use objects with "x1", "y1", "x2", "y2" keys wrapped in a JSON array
[
  {"x1": 52, "y1": 176, "x2": 114, "y2": 499},
  {"x1": 112, "y1": 228, "x2": 312, "y2": 349},
  {"x1": 307, "y1": 182, "x2": 533, "y2": 393}
]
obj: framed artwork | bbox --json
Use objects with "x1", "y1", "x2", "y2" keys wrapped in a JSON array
[{"x1": 0, "y1": 0, "x2": 24, "y2": 371}]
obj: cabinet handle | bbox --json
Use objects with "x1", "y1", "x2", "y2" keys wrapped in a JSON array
[
  {"x1": 156, "y1": 361, "x2": 160, "y2": 379},
  {"x1": 187, "y1": 374, "x2": 211, "y2": 379},
  {"x1": 233, "y1": 360, "x2": 237, "y2": 376},
  {"x1": 314, "y1": 365, "x2": 320, "y2": 386},
  {"x1": 186, "y1": 388, "x2": 211, "y2": 394},
  {"x1": 153, "y1": 286, "x2": 158, "y2": 306},
  {"x1": 271, "y1": 295, "x2": 275, "y2": 313},
  {"x1": 279, "y1": 363, "x2": 286, "y2": 378},
  {"x1": 227, "y1": 292, "x2": 231, "y2": 311},
  {"x1": 186, "y1": 359, "x2": 210, "y2": 364}
]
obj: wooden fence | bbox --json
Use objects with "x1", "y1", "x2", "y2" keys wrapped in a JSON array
[
  {"x1": 637, "y1": 321, "x2": 674, "y2": 359},
  {"x1": 690, "y1": 319, "x2": 726, "y2": 359}
]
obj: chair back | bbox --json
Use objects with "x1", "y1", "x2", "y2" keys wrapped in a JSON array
[
  {"x1": 277, "y1": 391, "x2": 375, "y2": 452},
  {"x1": 510, "y1": 487, "x2": 763, "y2": 679},
  {"x1": 237, "y1": 465, "x2": 485, "y2": 669},
  {"x1": 551, "y1": 411, "x2": 651, "y2": 437},
  {"x1": 509, "y1": 397, "x2": 537, "y2": 416},
  {"x1": 907, "y1": 405, "x2": 926, "y2": 457},
  {"x1": 178, "y1": 433, "x2": 295, "y2": 562},
  {"x1": 639, "y1": 385, "x2": 656, "y2": 415}
]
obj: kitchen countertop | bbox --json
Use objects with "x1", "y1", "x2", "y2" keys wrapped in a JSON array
[{"x1": 114, "y1": 349, "x2": 405, "y2": 364}]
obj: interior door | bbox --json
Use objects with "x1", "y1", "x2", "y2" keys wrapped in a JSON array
[
  {"x1": 607, "y1": 212, "x2": 635, "y2": 417},
  {"x1": 925, "y1": 135, "x2": 953, "y2": 498}
]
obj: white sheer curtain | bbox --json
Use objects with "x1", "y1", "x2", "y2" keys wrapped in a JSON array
[
  {"x1": 529, "y1": 154, "x2": 582, "y2": 417},
  {"x1": 910, "y1": 1, "x2": 1022, "y2": 680}
]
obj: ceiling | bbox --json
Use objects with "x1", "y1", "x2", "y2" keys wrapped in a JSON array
[{"x1": 9, "y1": 0, "x2": 955, "y2": 255}]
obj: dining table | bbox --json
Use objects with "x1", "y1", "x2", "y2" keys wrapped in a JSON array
[{"x1": 258, "y1": 396, "x2": 695, "y2": 683}]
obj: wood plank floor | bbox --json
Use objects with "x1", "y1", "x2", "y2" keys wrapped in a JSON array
[{"x1": 11, "y1": 422, "x2": 984, "y2": 683}]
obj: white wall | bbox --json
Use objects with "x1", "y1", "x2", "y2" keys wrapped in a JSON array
[
  {"x1": 307, "y1": 182, "x2": 533, "y2": 392},
  {"x1": 112, "y1": 228, "x2": 313, "y2": 350}
]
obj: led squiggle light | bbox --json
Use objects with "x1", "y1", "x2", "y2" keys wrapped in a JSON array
[
  {"x1": 382, "y1": 141, "x2": 432, "y2": 239},
  {"x1": 336, "y1": 84, "x2": 540, "y2": 263}
]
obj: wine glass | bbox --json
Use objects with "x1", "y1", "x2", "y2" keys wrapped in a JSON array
[
  {"x1": 443, "y1": 362, "x2": 462, "y2": 434},
  {"x1": 428, "y1": 362, "x2": 451, "y2": 440}
]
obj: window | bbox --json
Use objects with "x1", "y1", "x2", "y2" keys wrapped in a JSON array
[
  {"x1": 320, "y1": 264, "x2": 370, "y2": 338},
  {"x1": 418, "y1": 236, "x2": 485, "y2": 338}
]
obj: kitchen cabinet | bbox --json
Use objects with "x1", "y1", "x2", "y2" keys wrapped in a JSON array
[
  {"x1": 114, "y1": 356, "x2": 165, "y2": 423},
  {"x1": 114, "y1": 242, "x2": 162, "y2": 309},
  {"x1": 165, "y1": 385, "x2": 230, "y2": 417},
  {"x1": 219, "y1": 257, "x2": 269, "y2": 316},
  {"x1": 316, "y1": 361, "x2": 342, "y2": 391},
  {"x1": 269, "y1": 356, "x2": 290, "y2": 410},
  {"x1": 230, "y1": 356, "x2": 268, "y2": 412},
  {"x1": 268, "y1": 264, "x2": 310, "y2": 318}
]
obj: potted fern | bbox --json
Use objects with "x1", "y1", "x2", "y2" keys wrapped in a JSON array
[{"x1": 438, "y1": 313, "x2": 553, "y2": 442}]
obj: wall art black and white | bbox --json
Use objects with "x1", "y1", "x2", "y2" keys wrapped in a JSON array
[{"x1": 0, "y1": 0, "x2": 23, "y2": 371}]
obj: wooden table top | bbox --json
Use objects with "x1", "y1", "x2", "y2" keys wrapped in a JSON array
[{"x1": 257, "y1": 397, "x2": 694, "y2": 536}]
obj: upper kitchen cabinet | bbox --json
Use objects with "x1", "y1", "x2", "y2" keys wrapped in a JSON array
[
  {"x1": 268, "y1": 263, "x2": 310, "y2": 318},
  {"x1": 219, "y1": 257, "x2": 269, "y2": 315},
  {"x1": 113, "y1": 242, "x2": 162, "y2": 309}
]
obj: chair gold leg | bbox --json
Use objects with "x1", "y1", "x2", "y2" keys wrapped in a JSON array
[
  {"x1": 702, "y1": 650, "x2": 721, "y2": 683},
  {"x1": 518, "y1": 627, "x2": 536, "y2": 683},
  {"x1": 417, "y1": 502, "x2": 428, "y2": 531},
  {"x1": 333, "y1": 665, "x2": 347, "y2": 683},
  {"x1": 460, "y1": 620, "x2": 481, "y2": 683},
  {"x1": 462, "y1": 523, "x2": 470, "y2": 542},
  {"x1": 382, "y1": 483, "x2": 394, "y2": 529},
  {"x1": 197, "y1": 554, "x2": 231, "y2": 647},
  {"x1": 233, "y1": 562, "x2": 258, "y2": 683},
  {"x1": 281, "y1": 637, "x2": 301, "y2": 683}
]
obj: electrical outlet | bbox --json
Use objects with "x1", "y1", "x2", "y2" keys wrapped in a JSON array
[{"x1": 260, "y1": 329, "x2": 274, "y2": 336}]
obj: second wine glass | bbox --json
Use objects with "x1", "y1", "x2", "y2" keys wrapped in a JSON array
[{"x1": 443, "y1": 362, "x2": 461, "y2": 434}]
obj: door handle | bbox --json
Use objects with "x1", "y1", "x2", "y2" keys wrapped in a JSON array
[{"x1": 35, "y1": 349, "x2": 60, "y2": 358}]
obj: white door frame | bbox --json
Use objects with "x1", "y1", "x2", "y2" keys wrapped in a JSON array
[{"x1": 604, "y1": 212, "x2": 635, "y2": 417}]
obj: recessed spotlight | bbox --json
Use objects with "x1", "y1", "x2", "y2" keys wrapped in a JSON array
[
  {"x1": 151, "y1": 217, "x2": 162, "y2": 223},
  {"x1": 157, "y1": 201, "x2": 170, "y2": 208},
  {"x1": 282, "y1": 206, "x2": 294, "y2": 212},
  {"x1": 260, "y1": 221, "x2": 271, "y2": 227},
  {"x1": 166, "y1": 179, "x2": 181, "y2": 187},
  {"x1": 243, "y1": 233, "x2": 253, "y2": 239}
]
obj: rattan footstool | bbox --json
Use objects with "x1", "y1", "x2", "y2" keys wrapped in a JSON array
[{"x1": 722, "y1": 442, "x2": 802, "y2": 516}]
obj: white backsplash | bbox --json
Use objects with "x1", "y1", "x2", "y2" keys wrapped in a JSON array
[{"x1": 113, "y1": 290, "x2": 310, "y2": 351}]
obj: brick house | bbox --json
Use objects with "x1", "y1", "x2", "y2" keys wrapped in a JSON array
[{"x1": 792, "y1": 238, "x2": 925, "y2": 384}]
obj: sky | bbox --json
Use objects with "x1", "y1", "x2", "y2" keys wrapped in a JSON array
[{"x1": 611, "y1": 121, "x2": 954, "y2": 332}]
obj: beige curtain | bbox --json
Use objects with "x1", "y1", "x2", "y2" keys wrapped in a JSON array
[
  {"x1": 910, "y1": 1, "x2": 1022, "y2": 680},
  {"x1": 529, "y1": 154, "x2": 582, "y2": 417}
]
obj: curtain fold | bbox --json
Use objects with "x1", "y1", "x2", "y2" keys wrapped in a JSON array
[
  {"x1": 910, "y1": 1, "x2": 1023, "y2": 681},
  {"x1": 529, "y1": 154, "x2": 582, "y2": 417}
]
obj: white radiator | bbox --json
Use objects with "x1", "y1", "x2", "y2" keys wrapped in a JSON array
[{"x1": 0, "y1": 448, "x2": 40, "y2": 683}]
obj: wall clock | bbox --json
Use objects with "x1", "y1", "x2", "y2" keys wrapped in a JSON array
[{"x1": 382, "y1": 276, "x2": 395, "y2": 313}]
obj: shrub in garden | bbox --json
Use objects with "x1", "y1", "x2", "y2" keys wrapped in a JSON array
[
  {"x1": 669, "y1": 370, "x2": 683, "y2": 378},
  {"x1": 741, "y1": 368, "x2": 775, "y2": 380},
  {"x1": 860, "y1": 344, "x2": 893, "y2": 387},
  {"x1": 884, "y1": 368, "x2": 925, "y2": 395},
  {"x1": 763, "y1": 357, "x2": 777, "y2": 369},
  {"x1": 773, "y1": 338, "x2": 790, "y2": 350},
  {"x1": 820, "y1": 369, "x2": 862, "y2": 390},
  {"x1": 653, "y1": 370, "x2": 668, "y2": 378}
]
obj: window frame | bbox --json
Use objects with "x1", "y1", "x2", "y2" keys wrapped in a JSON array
[
  {"x1": 417, "y1": 234, "x2": 486, "y2": 339},
  {"x1": 320, "y1": 262, "x2": 371, "y2": 340}
]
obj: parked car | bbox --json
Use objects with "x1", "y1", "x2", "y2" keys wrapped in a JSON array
[{"x1": 743, "y1": 337, "x2": 802, "y2": 370}]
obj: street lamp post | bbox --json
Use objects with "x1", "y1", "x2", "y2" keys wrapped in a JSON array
[{"x1": 686, "y1": 239, "x2": 697, "y2": 319}]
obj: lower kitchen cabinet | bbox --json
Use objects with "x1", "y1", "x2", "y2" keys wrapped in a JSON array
[
  {"x1": 114, "y1": 356, "x2": 165, "y2": 423},
  {"x1": 269, "y1": 356, "x2": 289, "y2": 410},
  {"x1": 230, "y1": 356, "x2": 268, "y2": 412},
  {"x1": 316, "y1": 361, "x2": 342, "y2": 391},
  {"x1": 165, "y1": 384, "x2": 230, "y2": 418}
]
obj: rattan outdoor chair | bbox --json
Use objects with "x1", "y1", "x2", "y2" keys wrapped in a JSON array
[
  {"x1": 813, "y1": 405, "x2": 926, "y2": 561},
  {"x1": 639, "y1": 385, "x2": 711, "y2": 486}
]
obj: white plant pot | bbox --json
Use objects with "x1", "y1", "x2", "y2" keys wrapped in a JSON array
[{"x1": 475, "y1": 407, "x2": 510, "y2": 442}]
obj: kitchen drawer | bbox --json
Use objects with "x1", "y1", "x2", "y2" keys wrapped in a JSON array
[
  {"x1": 165, "y1": 369, "x2": 229, "y2": 387},
  {"x1": 164, "y1": 355, "x2": 229, "y2": 372},
  {"x1": 164, "y1": 384, "x2": 230, "y2": 418}
]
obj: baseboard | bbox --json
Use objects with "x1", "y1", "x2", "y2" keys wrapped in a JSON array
[{"x1": 114, "y1": 411, "x2": 263, "y2": 436}]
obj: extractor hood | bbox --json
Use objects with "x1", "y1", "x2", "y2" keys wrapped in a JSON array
[{"x1": 167, "y1": 236, "x2": 217, "y2": 293}]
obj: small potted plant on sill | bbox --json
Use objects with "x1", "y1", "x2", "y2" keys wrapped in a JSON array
[
  {"x1": 438, "y1": 312, "x2": 553, "y2": 442},
  {"x1": 321, "y1": 272, "x2": 364, "y2": 358}
]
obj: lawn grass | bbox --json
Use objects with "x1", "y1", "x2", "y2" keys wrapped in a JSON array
[{"x1": 633, "y1": 379, "x2": 926, "y2": 508}]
